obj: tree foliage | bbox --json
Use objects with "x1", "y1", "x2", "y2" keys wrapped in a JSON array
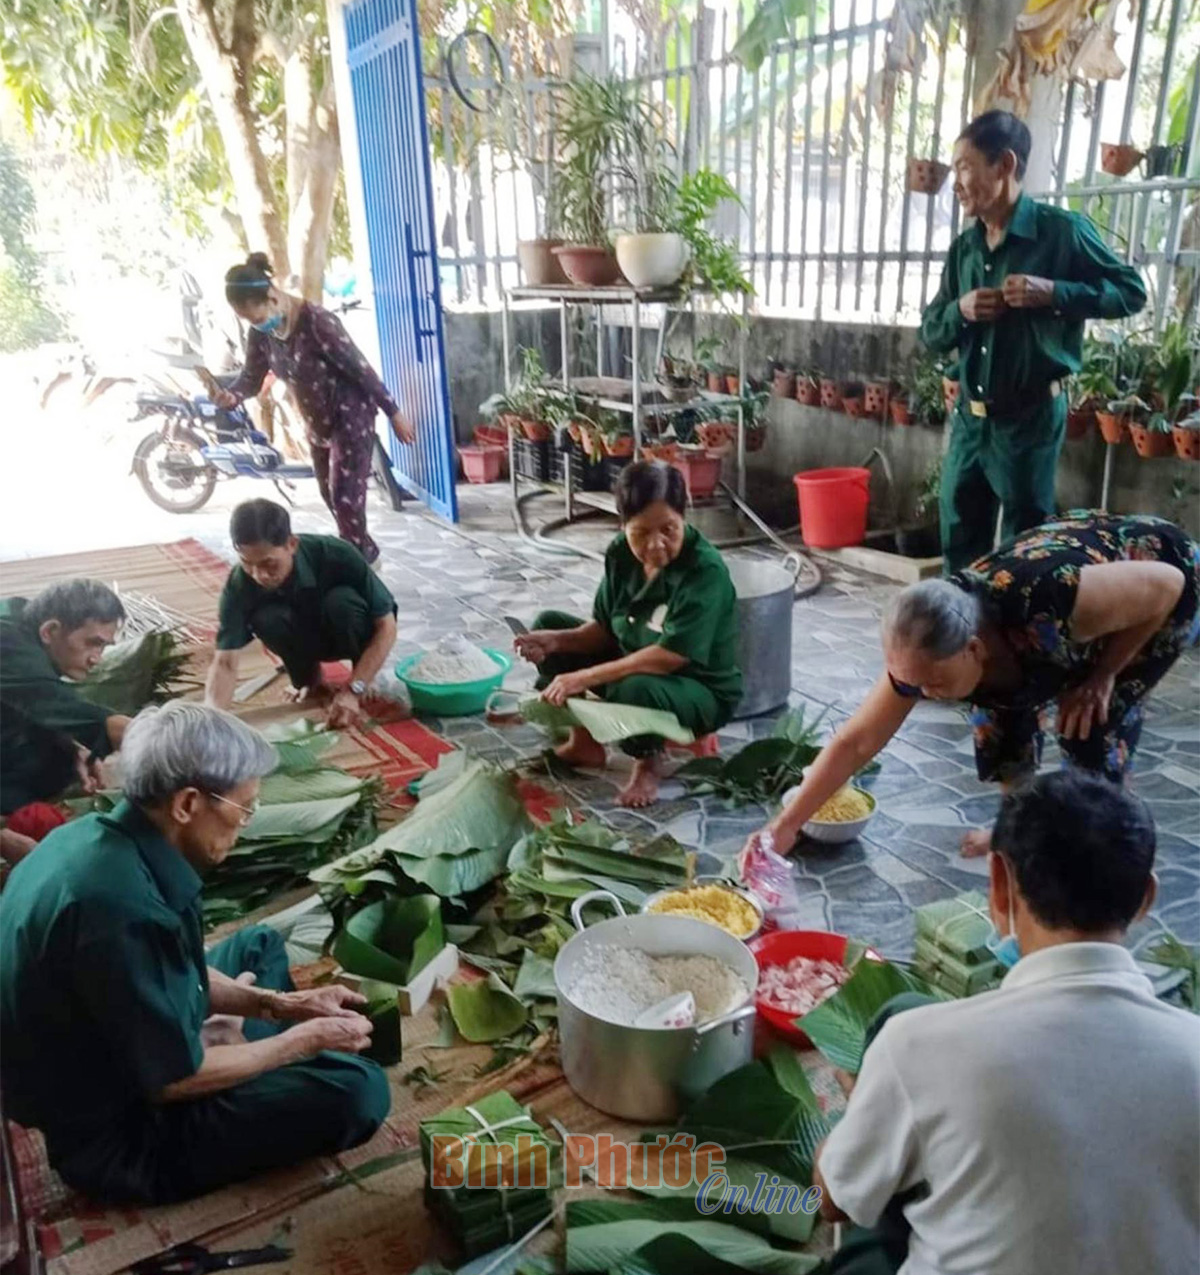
[{"x1": 0, "y1": 137, "x2": 63, "y2": 351}]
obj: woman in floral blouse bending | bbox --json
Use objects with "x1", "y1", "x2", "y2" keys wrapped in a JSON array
[
  {"x1": 746, "y1": 511, "x2": 1199, "y2": 860},
  {"x1": 213, "y1": 254, "x2": 414, "y2": 564}
]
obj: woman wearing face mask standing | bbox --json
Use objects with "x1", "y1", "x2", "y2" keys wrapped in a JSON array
[{"x1": 212, "y1": 253, "x2": 415, "y2": 565}]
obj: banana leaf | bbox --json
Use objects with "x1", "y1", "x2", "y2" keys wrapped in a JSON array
[
  {"x1": 447, "y1": 973, "x2": 528, "y2": 1043},
  {"x1": 77, "y1": 630, "x2": 197, "y2": 715},
  {"x1": 633, "y1": 1048, "x2": 828, "y2": 1243},
  {"x1": 261, "y1": 718, "x2": 340, "y2": 773},
  {"x1": 522, "y1": 696, "x2": 694, "y2": 746},
  {"x1": 797, "y1": 959, "x2": 933, "y2": 1073},
  {"x1": 512, "y1": 951, "x2": 557, "y2": 1003},
  {"x1": 565, "y1": 1198, "x2": 819, "y2": 1274},
  {"x1": 391, "y1": 844, "x2": 511, "y2": 898},
  {"x1": 258, "y1": 768, "x2": 366, "y2": 804},
  {"x1": 359, "y1": 978, "x2": 404, "y2": 1066},
  {"x1": 333, "y1": 894, "x2": 445, "y2": 985},
  {"x1": 241, "y1": 791, "x2": 361, "y2": 841}
]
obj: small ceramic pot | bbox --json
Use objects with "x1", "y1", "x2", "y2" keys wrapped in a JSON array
[
  {"x1": 1171, "y1": 425, "x2": 1200, "y2": 461},
  {"x1": 819, "y1": 377, "x2": 841, "y2": 409},
  {"x1": 1096, "y1": 412, "x2": 1130, "y2": 445},
  {"x1": 1101, "y1": 143, "x2": 1143, "y2": 177},
  {"x1": 772, "y1": 369, "x2": 796, "y2": 398},
  {"x1": 796, "y1": 379, "x2": 821, "y2": 407},
  {"x1": 552, "y1": 245, "x2": 622, "y2": 287},
  {"x1": 1128, "y1": 424, "x2": 1175, "y2": 459}
]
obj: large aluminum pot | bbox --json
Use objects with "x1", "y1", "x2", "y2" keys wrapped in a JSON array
[
  {"x1": 555, "y1": 890, "x2": 758, "y2": 1121},
  {"x1": 728, "y1": 556, "x2": 800, "y2": 719}
]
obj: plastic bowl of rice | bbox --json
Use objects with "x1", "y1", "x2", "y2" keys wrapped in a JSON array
[
  {"x1": 783, "y1": 784, "x2": 876, "y2": 845},
  {"x1": 641, "y1": 880, "x2": 764, "y2": 941},
  {"x1": 394, "y1": 648, "x2": 512, "y2": 717}
]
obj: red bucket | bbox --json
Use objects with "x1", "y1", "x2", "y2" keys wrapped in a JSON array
[{"x1": 793, "y1": 466, "x2": 870, "y2": 549}]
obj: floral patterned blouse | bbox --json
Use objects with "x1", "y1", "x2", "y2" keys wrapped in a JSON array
[
  {"x1": 229, "y1": 303, "x2": 398, "y2": 441},
  {"x1": 950, "y1": 510, "x2": 1200, "y2": 781}
]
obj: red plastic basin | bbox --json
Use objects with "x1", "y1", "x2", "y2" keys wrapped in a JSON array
[{"x1": 793, "y1": 466, "x2": 870, "y2": 549}]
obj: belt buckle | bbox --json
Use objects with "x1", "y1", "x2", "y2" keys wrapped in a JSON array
[{"x1": 969, "y1": 399, "x2": 988, "y2": 418}]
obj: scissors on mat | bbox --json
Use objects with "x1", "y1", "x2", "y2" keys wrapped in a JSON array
[{"x1": 133, "y1": 1242, "x2": 292, "y2": 1275}]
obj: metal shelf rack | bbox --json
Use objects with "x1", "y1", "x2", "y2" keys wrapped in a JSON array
[{"x1": 499, "y1": 282, "x2": 749, "y2": 532}]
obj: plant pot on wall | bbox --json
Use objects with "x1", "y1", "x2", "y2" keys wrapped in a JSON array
[
  {"x1": 819, "y1": 377, "x2": 841, "y2": 409},
  {"x1": 1172, "y1": 424, "x2": 1200, "y2": 461},
  {"x1": 907, "y1": 158, "x2": 950, "y2": 194},
  {"x1": 1096, "y1": 411, "x2": 1130, "y2": 445},
  {"x1": 796, "y1": 377, "x2": 821, "y2": 407},
  {"x1": 518, "y1": 239, "x2": 569, "y2": 286},
  {"x1": 552, "y1": 245, "x2": 622, "y2": 287},
  {"x1": 1100, "y1": 143, "x2": 1143, "y2": 177},
  {"x1": 1066, "y1": 402, "x2": 1098, "y2": 440},
  {"x1": 890, "y1": 398, "x2": 914, "y2": 426},
  {"x1": 864, "y1": 381, "x2": 890, "y2": 420},
  {"x1": 1128, "y1": 424, "x2": 1175, "y2": 458},
  {"x1": 772, "y1": 368, "x2": 797, "y2": 398},
  {"x1": 614, "y1": 233, "x2": 689, "y2": 289},
  {"x1": 842, "y1": 386, "x2": 866, "y2": 419}
]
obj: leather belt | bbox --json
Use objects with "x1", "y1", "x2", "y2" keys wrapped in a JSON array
[{"x1": 968, "y1": 379, "x2": 1062, "y2": 419}]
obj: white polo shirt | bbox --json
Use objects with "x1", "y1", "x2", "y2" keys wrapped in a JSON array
[{"x1": 818, "y1": 942, "x2": 1200, "y2": 1275}]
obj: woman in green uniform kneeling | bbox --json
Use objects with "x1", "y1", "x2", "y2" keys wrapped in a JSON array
[{"x1": 514, "y1": 461, "x2": 742, "y2": 808}]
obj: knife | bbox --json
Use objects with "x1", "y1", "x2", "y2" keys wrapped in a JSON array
[{"x1": 502, "y1": 615, "x2": 529, "y2": 637}]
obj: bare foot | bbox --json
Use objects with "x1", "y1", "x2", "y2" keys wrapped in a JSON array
[
  {"x1": 617, "y1": 756, "x2": 663, "y2": 808},
  {"x1": 961, "y1": 829, "x2": 992, "y2": 859},
  {"x1": 555, "y1": 727, "x2": 607, "y2": 770}
]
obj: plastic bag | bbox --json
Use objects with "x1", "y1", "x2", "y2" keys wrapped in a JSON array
[{"x1": 739, "y1": 830, "x2": 803, "y2": 927}]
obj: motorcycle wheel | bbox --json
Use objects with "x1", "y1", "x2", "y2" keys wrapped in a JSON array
[{"x1": 133, "y1": 429, "x2": 217, "y2": 514}]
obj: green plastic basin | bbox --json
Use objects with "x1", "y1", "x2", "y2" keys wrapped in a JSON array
[{"x1": 394, "y1": 648, "x2": 512, "y2": 717}]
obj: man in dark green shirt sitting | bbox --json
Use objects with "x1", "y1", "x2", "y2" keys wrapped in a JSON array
[
  {"x1": 0, "y1": 581, "x2": 130, "y2": 851},
  {"x1": 0, "y1": 701, "x2": 389, "y2": 1204},
  {"x1": 921, "y1": 110, "x2": 1147, "y2": 573},
  {"x1": 205, "y1": 499, "x2": 398, "y2": 727}
]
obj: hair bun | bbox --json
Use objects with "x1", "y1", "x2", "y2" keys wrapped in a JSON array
[{"x1": 245, "y1": 251, "x2": 274, "y2": 276}]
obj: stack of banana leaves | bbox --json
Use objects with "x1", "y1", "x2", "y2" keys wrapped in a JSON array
[
  {"x1": 201, "y1": 720, "x2": 381, "y2": 929},
  {"x1": 76, "y1": 630, "x2": 200, "y2": 715}
]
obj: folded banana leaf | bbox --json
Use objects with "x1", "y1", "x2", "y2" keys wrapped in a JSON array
[
  {"x1": 565, "y1": 1197, "x2": 820, "y2": 1275},
  {"x1": 77, "y1": 630, "x2": 198, "y2": 715},
  {"x1": 359, "y1": 978, "x2": 404, "y2": 1066},
  {"x1": 261, "y1": 718, "x2": 341, "y2": 773},
  {"x1": 797, "y1": 958, "x2": 934, "y2": 1074},
  {"x1": 332, "y1": 894, "x2": 445, "y2": 985},
  {"x1": 447, "y1": 972, "x2": 528, "y2": 1043},
  {"x1": 522, "y1": 696, "x2": 694, "y2": 745}
]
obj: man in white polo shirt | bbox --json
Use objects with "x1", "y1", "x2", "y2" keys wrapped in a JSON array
[{"x1": 813, "y1": 768, "x2": 1200, "y2": 1275}]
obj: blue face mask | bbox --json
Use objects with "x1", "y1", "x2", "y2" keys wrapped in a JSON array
[
  {"x1": 252, "y1": 312, "x2": 284, "y2": 334},
  {"x1": 985, "y1": 854, "x2": 1021, "y2": 969}
]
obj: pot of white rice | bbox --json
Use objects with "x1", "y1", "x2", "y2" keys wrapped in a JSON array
[{"x1": 554, "y1": 890, "x2": 758, "y2": 1121}]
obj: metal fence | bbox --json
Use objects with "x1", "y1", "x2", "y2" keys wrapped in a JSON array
[{"x1": 425, "y1": 0, "x2": 1200, "y2": 329}]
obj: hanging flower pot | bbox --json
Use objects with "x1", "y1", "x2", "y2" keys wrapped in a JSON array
[
  {"x1": 518, "y1": 239, "x2": 569, "y2": 286},
  {"x1": 796, "y1": 377, "x2": 821, "y2": 407},
  {"x1": 1171, "y1": 422, "x2": 1200, "y2": 461},
  {"x1": 819, "y1": 377, "x2": 841, "y2": 409},
  {"x1": 907, "y1": 158, "x2": 950, "y2": 195},
  {"x1": 864, "y1": 381, "x2": 890, "y2": 420},
  {"x1": 1096, "y1": 411, "x2": 1130, "y2": 445},
  {"x1": 1100, "y1": 143, "x2": 1143, "y2": 177},
  {"x1": 1128, "y1": 423, "x2": 1175, "y2": 459},
  {"x1": 772, "y1": 368, "x2": 797, "y2": 398},
  {"x1": 890, "y1": 397, "x2": 914, "y2": 426}
]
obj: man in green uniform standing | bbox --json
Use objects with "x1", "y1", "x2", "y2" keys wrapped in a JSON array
[
  {"x1": 0, "y1": 580, "x2": 130, "y2": 831},
  {"x1": 205, "y1": 499, "x2": 398, "y2": 727},
  {"x1": 921, "y1": 110, "x2": 1146, "y2": 573},
  {"x1": 0, "y1": 701, "x2": 389, "y2": 1204}
]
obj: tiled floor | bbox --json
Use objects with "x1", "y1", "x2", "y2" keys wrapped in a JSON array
[
  {"x1": 5, "y1": 441, "x2": 1197, "y2": 960},
  {"x1": 199, "y1": 479, "x2": 1197, "y2": 963}
]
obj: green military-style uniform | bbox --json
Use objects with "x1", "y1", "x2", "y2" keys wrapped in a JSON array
[
  {"x1": 0, "y1": 598, "x2": 116, "y2": 815},
  {"x1": 921, "y1": 194, "x2": 1146, "y2": 573},
  {"x1": 217, "y1": 533, "x2": 397, "y2": 689},
  {"x1": 0, "y1": 801, "x2": 388, "y2": 1204},
  {"x1": 533, "y1": 525, "x2": 742, "y2": 755}
]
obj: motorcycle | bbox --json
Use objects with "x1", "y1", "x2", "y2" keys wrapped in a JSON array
[{"x1": 129, "y1": 367, "x2": 405, "y2": 515}]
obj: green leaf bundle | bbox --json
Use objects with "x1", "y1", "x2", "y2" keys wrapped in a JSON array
[
  {"x1": 677, "y1": 708, "x2": 826, "y2": 807},
  {"x1": 77, "y1": 630, "x2": 197, "y2": 715}
]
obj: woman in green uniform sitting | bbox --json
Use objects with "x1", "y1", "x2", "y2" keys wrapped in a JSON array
[
  {"x1": 515, "y1": 461, "x2": 742, "y2": 808},
  {"x1": 745, "y1": 510, "x2": 1199, "y2": 861}
]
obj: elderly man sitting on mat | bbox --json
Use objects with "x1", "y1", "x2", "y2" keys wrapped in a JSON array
[
  {"x1": 514, "y1": 461, "x2": 742, "y2": 808},
  {"x1": 0, "y1": 702, "x2": 389, "y2": 1205},
  {"x1": 205, "y1": 498, "x2": 398, "y2": 727}
]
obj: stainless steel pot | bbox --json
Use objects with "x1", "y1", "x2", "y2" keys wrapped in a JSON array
[
  {"x1": 555, "y1": 890, "x2": 758, "y2": 1121},
  {"x1": 728, "y1": 557, "x2": 800, "y2": 719}
]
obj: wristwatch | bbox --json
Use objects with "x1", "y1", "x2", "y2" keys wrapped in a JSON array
[{"x1": 349, "y1": 679, "x2": 367, "y2": 696}]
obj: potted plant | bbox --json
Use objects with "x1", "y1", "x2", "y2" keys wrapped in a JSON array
[
  {"x1": 672, "y1": 446, "x2": 723, "y2": 499},
  {"x1": 692, "y1": 336, "x2": 728, "y2": 392},
  {"x1": 772, "y1": 365, "x2": 796, "y2": 398},
  {"x1": 819, "y1": 375, "x2": 841, "y2": 409},
  {"x1": 1097, "y1": 394, "x2": 1146, "y2": 445},
  {"x1": 841, "y1": 380, "x2": 866, "y2": 418},
  {"x1": 1173, "y1": 411, "x2": 1200, "y2": 461},
  {"x1": 864, "y1": 379, "x2": 890, "y2": 420},
  {"x1": 518, "y1": 175, "x2": 569, "y2": 286},
  {"x1": 1068, "y1": 337, "x2": 1118, "y2": 440},
  {"x1": 1100, "y1": 142, "x2": 1143, "y2": 176},
  {"x1": 796, "y1": 369, "x2": 821, "y2": 407},
  {"x1": 896, "y1": 457, "x2": 942, "y2": 558},
  {"x1": 907, "y1": 158, "x2": 950, "y2": 194},
  {"x1": 1129, "y1": 412, "x2": 1176, "y2": 458},
  {"x1": 903, "y1": 351, "x2": 948, "y2": 427}
]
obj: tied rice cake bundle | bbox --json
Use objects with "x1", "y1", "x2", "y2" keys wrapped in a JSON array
[
  {"x1": 913, "y1": 936, "x2": 1004, "y2": 998},
  {"x1": 915, "y1": 891, "x2": 996, "y2": 965},
  {"x1": 424, "y1": 1186, "x2": 552, "y2": 1257}
]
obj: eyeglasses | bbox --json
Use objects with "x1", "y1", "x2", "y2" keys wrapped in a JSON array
[
  {"x1": 887, "y1": 672, "x2": 924, "y2": 700},
  {"x1": 205, "y1": 792, "x2": 259, "y2": 826}
]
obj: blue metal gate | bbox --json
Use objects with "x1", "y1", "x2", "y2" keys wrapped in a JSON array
[{"x1": 344, "y1": 0, "x2": 458, "y2": 522}]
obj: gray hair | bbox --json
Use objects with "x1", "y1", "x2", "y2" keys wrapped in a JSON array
[
  {"x1": 122, "y1": 702, "x2": 277, "y2": 805},
  {"x1": 883, "y1": 579, "x2": 982, "y2": 659},
  {"x1": 24, "y1": 580, "x2": 125, "y2": 632}
]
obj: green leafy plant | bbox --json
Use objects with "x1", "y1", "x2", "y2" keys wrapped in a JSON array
[
  {"x1": 908, "y1": 349, "x2": 949, "y2": 425},
  {"x1": 1148, "y1": 932, "x2": 1200, "y2": 1011},
  {"x1": 1145, "y1": 321, "x2": 1198, "y2": 433},
  {"x1": 678, "y1": 706, "x2": 827, "y2": 806},
  {"x1": 672, "y1": 169, "x2": 752, "y2": 299},
  {"x1": 913, "y1": 456, "x2": 943, "y2": 524},
  {"x1": 1073, "y1": 335, "x2": 1120, "y2": 407}
]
